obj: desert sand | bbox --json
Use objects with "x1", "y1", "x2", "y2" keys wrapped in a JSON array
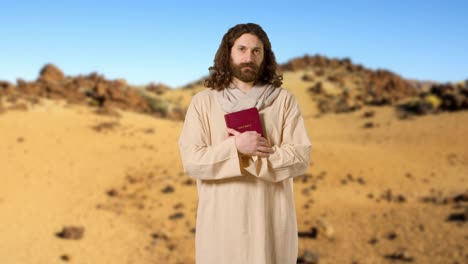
[{"x1": 0, "y1": 68, "x2": 467, "y2": 264}]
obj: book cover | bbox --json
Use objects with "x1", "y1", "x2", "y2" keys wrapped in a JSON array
[{"x1": 224, "y1": 107, "x2": 264, "y2": 137}]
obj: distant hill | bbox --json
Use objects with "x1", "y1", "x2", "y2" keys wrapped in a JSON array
[{"x1": 1, "y1": 55, "x2": 467, "y2": 119}]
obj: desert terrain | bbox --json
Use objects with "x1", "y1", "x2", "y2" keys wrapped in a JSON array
[{"x1": 0, "y1": 56, "x2": 467, "y2": 263}]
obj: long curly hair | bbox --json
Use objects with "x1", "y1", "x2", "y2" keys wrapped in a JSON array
[{"x1": 205, "y1": 23, "x2": 283, "y2": 90}]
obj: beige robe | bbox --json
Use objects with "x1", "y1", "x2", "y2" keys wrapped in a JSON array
[{"x1": 178, "y1": 87, "x2": 311, "y2": 264}]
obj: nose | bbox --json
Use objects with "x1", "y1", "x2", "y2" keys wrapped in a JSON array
[{"x1": 242, "y1": 51, "x2": 254, "y2": 63}]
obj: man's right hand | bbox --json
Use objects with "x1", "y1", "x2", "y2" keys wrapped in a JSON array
[{"x1": 226, "y1": 128, "x2": 274, "y2": 157}]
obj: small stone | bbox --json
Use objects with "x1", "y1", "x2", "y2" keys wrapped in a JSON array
[
  {"x1": 151, "y1": 232, "x2": 168, "y2": 240},
  {"x1": 317, "y1": 219, "x2": 334, "y2": 240},
  {"x1": 418, "y1": 224, "x2": 425, "y2": 232},
  {"x1": 357, "y1": 177, "x2": 366, "y2": 185},
  {"x1": 161, "y1": 185, "x2": 175, "y2": 193},
  {"x1": 144, "y1": 128, "x2": 155, "y2": 134},
  {"x1": 362, "y1": 110, "x2": 375, "y2": 118},
  {"x1": 298, "y1": 227, "x2": 318, "y2": 239},
  {"x1": 362, "y1": 122, "x2": 375, "y2": 128},
  {"x1": 384, "y1": 248, "x2": 414, "y2": 262},
  {"x1": 56, "y1": 226, "x2": 85, "y2": 240},
  {"x1": 386, "y1": 232, "x2": 398, "y2": 240},
  {"x1": 169, "y1": 212, "x2": 184, "y2": 220},
  {"x1": 453, "y1": 193, "x2": 468, "y2": 203},
  {"x1": 60, "y1": 254, "x2": 71, "y2": 261},
  {"x1": 297, "y1": 249, "x2": 319, "y2": 264},
  {"x1": 182, "y1": 178, "x2": 195, "y2": 185},
  {"x1": 447, "y1": 212, "x2": 466, "y2": 222},
  {"x1": 106, "y1": 189, "x2": 118, "y2": 197},
  {"x1": 167, "y1": 244, "x2": 176, "y2": 251},
  {"x1": 396, "y1": 194, "x2": 407, "y2": 203},
  {"x1": 173, "y1": 203, "x2": 184, "y2": 209}
]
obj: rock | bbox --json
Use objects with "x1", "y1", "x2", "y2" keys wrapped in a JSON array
[
  {"x1": 362, "y1": 110, "x2": 375, "y2": 118},
  {"x1": 452, "y1": 192, "x2": 468, "y2": 203},
  {"x1": 307, "y1": 82, "x2": 323, "y2": 94},
  {"x1": 39, "y1": 64, "x2": 65, "y2": 83},
  {"x1": 56, "y1": 226, "x2": 85, "y2": 240},
  {"x1": 317, "y1": 219, "x2": 334, "y2": 240},
  {"x1": 167, "y1": 244, "x2": 176, "y2": 251},
  {"x1": 169, "y1": 212, "x2": 184, "y2": 220},
  {"x1": 151, "y1": 232, "x2": 169, "y2": 240},
  {"x1": 447, "y1": 211, "x2": 467, "y2": 222},
  {"x1": 384, "y1": 248, "x2": 414, "y2": 262},
  {"x1": 60, "y1": 254, "x2": 71, "y2": 261},
  {"x1": 173, "y1": 203, "x2": 184, "y2": 209},
  {"x1": 302, "y1": 73, "x2": 315, "y2": 82},
  {"x1": 368, "y1": 237, "x2": 379, "y2": 245},
  {"x1": 362, "y1": 122, "x2": 375, "y2": 128},
  {"x1": 386, "y1": 232, "x2": 398, "y2": 240},
  {"x1": 357, "y1": 177, "x2": 366, "y2": 185},
  {"x1": 106, "y1": 189, "x2": 118, "y2": 197},
  {"x1": 0, "y1": 81, "x2": 15, "y2": 96},
  {"x1": 91, "y1": 121, "x2": 120, "y2": 132},
  {"x1": 146, "y1": 82, "x2": 171, "y2": 95},
  {"x1": 298, "y1": 227, "x2": 318, "y2": 239},
  {"x1": 297, "y1": 249, "x2": 319, "y2": 264},
  {"x1": 182, "y1": 178, "x2": 195, "y2": 185},
  {"x1": 395, "y1": 194, "x2": 407, "y2": 203},
  {"x1": 161, "y1": 185, "x2": 175, "y2": 193},
  {"x1": 327, "y1": 75, "x2": 345, "y2": 86},
  {"x1": 302, "y1": 187, "x2": 312, "y2": 195},
  {"x1": 143, "y1": 128, "x2": 155, "y2": 134}
]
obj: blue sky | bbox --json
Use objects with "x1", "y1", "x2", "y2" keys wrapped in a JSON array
[{"x1": 1, "y1": 0, "x2": 467, "y2": 88}]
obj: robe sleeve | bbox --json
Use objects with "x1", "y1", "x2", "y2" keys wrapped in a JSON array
[
  {"x1": 243, "y1": 93, "x2": 312, "y2": 182},
  {"x1": 178, "y1": 94, "x2": 243, "y2": 180}
]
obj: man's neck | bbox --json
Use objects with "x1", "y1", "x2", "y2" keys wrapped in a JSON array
[{"x1": 232, "y1": 78, "x2": 254, "y2": 93}]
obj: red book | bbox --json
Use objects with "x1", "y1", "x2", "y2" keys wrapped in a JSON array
[{"x1": 224, "y1": 107, "x2": 264, "y2": 137}]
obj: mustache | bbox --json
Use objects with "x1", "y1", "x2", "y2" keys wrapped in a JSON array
[{"x1": 239, "y1": 63, "x2": 258, "y2": 70}]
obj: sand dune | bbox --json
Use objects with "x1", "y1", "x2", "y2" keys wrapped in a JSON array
[{"x1": 1, "y1": 69, "x2": 467, "y2": 263}]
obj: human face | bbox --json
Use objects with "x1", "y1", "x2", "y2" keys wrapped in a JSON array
[{"x1": 230, "y1": 33, "x2": 264, "y2": 83}]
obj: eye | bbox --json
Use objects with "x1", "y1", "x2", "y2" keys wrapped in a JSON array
[{"x1": 239, "y1": 47, "x2": 246, "y2": 52}]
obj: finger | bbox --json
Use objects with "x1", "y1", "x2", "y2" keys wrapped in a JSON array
[
  {"x1": 255, "y1": 151, "x2": 271, "y2": 158},
  {"x1": 227, "y1": 128, "x2": 241, "y2": 136},
  {"x1": 258, "y1": 140, "x2": 272, "y2": 147},
  {"x1": 258, "y1": 139, "x2": 271, "y2": 146},
  {"x1": 257, "y1": 146, "x2": 274, "y2": 153}
]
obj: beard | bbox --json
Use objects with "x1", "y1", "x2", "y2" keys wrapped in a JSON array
[{"x1": 230, "y1": 60, "x2": 262, "y2": 83}]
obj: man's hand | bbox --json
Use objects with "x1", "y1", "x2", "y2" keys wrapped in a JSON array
[{"x1": 226, "y1": 128, "x2": 274, "y2": 157}]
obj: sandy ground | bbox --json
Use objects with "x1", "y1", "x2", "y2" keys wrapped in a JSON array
[{"x1": 0, "y1": 72, "x2": 467, "y2": 264}]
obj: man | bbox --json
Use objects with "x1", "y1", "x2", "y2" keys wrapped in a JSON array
[{"x1": 178, "y1": 23, "x2": 311, "y2": 264}]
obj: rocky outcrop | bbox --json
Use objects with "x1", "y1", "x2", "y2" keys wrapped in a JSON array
[
  {"x1": 283, "y1": 55, "x2": 418, "y2": 114},
  {"x1": 0, "y1": 64, "x2": 184, "y2": 120},
  {"x1": 396, "y1": 80, "x2": 468, "y2": 118}
]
